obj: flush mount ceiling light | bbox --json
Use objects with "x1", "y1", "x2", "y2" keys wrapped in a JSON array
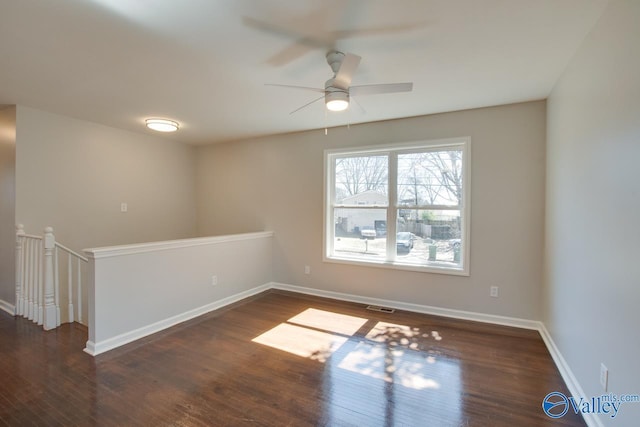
[{"x1": 145, "y1": 118, "x2": 179, "y2": 132}]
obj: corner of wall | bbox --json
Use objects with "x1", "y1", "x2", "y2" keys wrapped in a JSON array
[{"x1": 0, "y1": 106, "x2": 17, "y2": 306}]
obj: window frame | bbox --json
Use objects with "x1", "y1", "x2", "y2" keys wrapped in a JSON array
[{"x1": 324, "y1": 137, "x2": 471, "y2": 276}]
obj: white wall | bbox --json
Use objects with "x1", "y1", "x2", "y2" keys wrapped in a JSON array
[
  {"x1": 197, "y1": 101, "x2": 546, "y2": 320},
  {"x1": 15, "y1": 106, "x2": 198, "y2": 253},
  {"x1": 85, "y1": 232, "x2": 273, "y2": 355},
  {"x1": 545, "y1": 0, "x2": 640, "y2": 425},
  {"x1": 0, "y1": 106, "x2": 16, "y2": 311}
]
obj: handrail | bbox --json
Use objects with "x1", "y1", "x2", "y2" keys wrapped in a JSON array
[
  {"x1": 55, "y1": 242, "x2": 88, "y2": 263},
  {"x1": 22, "y1": 234, "x2": 43, "y2": 240}
]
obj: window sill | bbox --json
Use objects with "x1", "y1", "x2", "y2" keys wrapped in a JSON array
[{"x1": 323, "y1": 255, "x2": 469, "y2": 276}]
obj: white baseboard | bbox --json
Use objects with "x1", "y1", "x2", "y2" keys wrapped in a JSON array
[
  {"x1": 538, "y1": 324, "x2": 603, "y2": 427},
  {"x1": 79, "y1": 280, "x2": 593, "y2": 427},
  {"x1": 0, "y1": 299, "x2": 15, "y2": 316},
  {"x1": 84, "y1": 283, "x2": 271, "y2": 356},
  {"x1": 270, "y1": 282, "x2": 541, "y2": 330},
  {"x1": 84, "y1": 281, "x2": 539, "y2": 357}
]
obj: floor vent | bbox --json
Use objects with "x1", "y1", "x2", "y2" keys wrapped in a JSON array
[{"x1": 366, "y1": 305, "x2": 395, "y2": 314}]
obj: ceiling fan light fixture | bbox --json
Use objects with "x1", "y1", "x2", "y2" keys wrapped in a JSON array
[
  {"x1": 145, "y1": 118, "x2": 179, "y2": 132},
  {"x1": 325, "y1": 90, "x2": 349, "y2": 112},
  {"x1": 326, "y1": 99, "x2": 349, "y2": 112}
]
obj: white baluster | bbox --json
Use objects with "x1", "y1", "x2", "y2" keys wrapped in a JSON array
[
  {"x1": 33, "y1": 239, "x2": 38, "y2": 323},
  {"x1": 67, "y1": 255, "x2": 74, "y2": 323},
  {"x1": 77, "y1": 260, "x2": 82, "y2": 324},
  {"x1": 54, "y1": 247, "x2": 60, "y2": 327},
  {"x1": 28, "y1": 239, "x2": 34, "y2": 321},
  {"x1": 37, "y1": 239, "x2": 43, "y2": 325},
  {"x1": 22, "y1": 238, "x2": 29, "y2": 317},
  {"x1": 15, "y1": 225, "x2": 24, "y2": 316},
  {"x1": 24, "y1": 239, "x2": 29, "y2": 319},
  {"x1": 43, "y1": 227, "x2": 56, "y2": 330}
]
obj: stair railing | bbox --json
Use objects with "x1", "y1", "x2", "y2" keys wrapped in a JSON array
[{"x1": 15, "y1": 224, "x2": 88, "y2": 330}]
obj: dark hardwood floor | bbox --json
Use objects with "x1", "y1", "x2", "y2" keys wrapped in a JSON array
[{"x1": 0, "y1": 290, "x2": 585, "y2": 426}]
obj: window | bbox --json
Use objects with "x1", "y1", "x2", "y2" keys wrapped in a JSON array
[{"x1": 324, "y1": 138, "x2": 470, "y2": 275}]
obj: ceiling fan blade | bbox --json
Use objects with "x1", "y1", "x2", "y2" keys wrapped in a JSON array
[
  {"x1": 330, "y1": 22, "x2": 426, "y2": 40},
  {"x1": 290, "y1": 95, "x2": 325, "y2": 115},
  {"x1": 350, "y1": 82, "x2": 413, "y2": 96},
  {"x1": 350, "y1": 96, "x2": 367, "y2": 115},
  {"x1": 265, "y1": 83, "x2": 325, "y2": 93},
  {"x1": 266, "y1": 43, "x2": 315, "y2": 66},
  {"x1": 333, "y1": 53, "x2": 361, "y2": 90},
  {"x1": 243, "y1": 16, "x2": 332, "y2": 66}
]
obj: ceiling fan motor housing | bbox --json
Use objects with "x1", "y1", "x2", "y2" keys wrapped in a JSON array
[
  {"x1": 326, "y1": 51, "x2": 345, "y2": 74},
  {"x1": 325, "y1": 78, "x2": 349, "y2": 110}
]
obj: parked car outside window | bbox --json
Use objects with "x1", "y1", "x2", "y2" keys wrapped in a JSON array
[
  {"x1": 450, "y1": 239, "x2": 461, "y2": 249},
  {"x1": 397, "y1": 232, "x2": 414, "y2": 252}
]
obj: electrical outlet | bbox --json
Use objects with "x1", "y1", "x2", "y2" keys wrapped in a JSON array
[
  {"x1": 490, "y1": 286, "x2": 499, "y2": 298},
  {"x1": 120, "y1": 202, "x2": 128, "y2": 212},
  {"x1": 304, "y1": 265, "x2": 311, "y2": 275},
  {"x1": 600, "y1": 363, "x2": 608, "y2": 391},
  {"x1": 211, "y1": 275, "x2": 218, "y2": 286}
]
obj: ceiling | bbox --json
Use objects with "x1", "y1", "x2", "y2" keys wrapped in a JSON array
[{"x1": 0, "y1": 0, "x2": 609, "y2": 145}]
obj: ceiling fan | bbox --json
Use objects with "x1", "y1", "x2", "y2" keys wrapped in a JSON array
[{"x1": 267, "y1": 51, "x2": 413, "y2": 114}]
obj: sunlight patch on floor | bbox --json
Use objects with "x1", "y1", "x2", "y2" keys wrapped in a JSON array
[
  {"x1": 365, "y1": 321, "x2": 419, "y2": 342},
  {"x1": 252, "y1": 323, "x2": 348, "y2": 362},
  {"x1": 337, "y1": 342, "x2": 441, "y2": 390},
  {"x1": 252, "y1": 309, "x2": 448, "y2": 391},
  {"x1": 288, "y1": 308, "x2": 368, "y2": 336}
]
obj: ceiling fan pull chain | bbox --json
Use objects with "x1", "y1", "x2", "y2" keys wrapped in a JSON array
[{"x1": 324, "y1": 107, "x2": 328, "y2": 135}]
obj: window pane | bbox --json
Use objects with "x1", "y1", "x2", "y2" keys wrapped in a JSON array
[
  {"x1": 325, "y1": 139, "x2": 468, "y2": 274},
  {"x1": 335, "y1": 155, "x2": 388, "y2": 205},
  {"x1": 333, "y1": 208, "x2": 387, "y2": 262},
  {"x1": 397, "y1": 150, "x2": 462, "y2": 207},
  {"x1": 396, "y1": 209, "x2": 462, "y2": 266}
]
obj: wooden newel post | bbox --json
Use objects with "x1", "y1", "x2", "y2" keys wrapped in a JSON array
[
  {"x1": 43, "y1": 227, "x2": 56, "y2": 330},
  {"x1": 15, "y1": 224, "x2": 25, "y2": 316}
]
